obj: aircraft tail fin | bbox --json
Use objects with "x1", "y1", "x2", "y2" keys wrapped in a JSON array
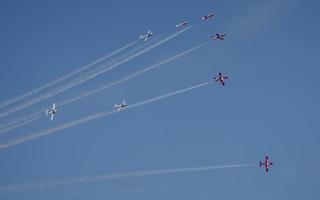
[{"x1": 259, "y1": 161, "x2": 262, "y2": 167}]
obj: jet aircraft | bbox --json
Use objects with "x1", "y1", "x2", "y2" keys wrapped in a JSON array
[
  {"x1": 114, "y1": 100, "x2": 127, "y2": 111},
  {"x1": 46, "y1": 103, "x2": 58, "y2": 121},
  {"x1": 213, "y1": 72, "x2": 229, "y2": 85},
  {"x1": 260, "y1": 155, "x2": 273, "y2": 172},
  {"x1": 140, "y1": 30, "x2": 153, "y2": 41}
]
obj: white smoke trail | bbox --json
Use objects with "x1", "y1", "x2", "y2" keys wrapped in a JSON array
[
  {"x1": 0, "y1": 80, "x2": 211, "y2": 149},
  {"x1": 0, "y1": 39, "x2": 201, "y2": 135},
  {"x1": 60, "y1": 42, "x2": 207, "y2": 106},
  {"x1": 0, "y1": 110, "x2": 44, "y2": 133},
  {"x1": 0, "y1": 41, "x2": 137, "y2": 110},
  {"x1": 0, "y1": 115, "x2": 42, "y2": 135},
  {"x1": 91, "y1": 34, "x2": 166, "y2": 74},
  {"x1": 0, "y1": 164, "x2": 254, "y2": 192},
  {"x1": 74, "y1": 34, "x2": 165, "y2": 84},
  {"x1": 0, "y1": 27, "x2": 192, "y2": 119},
  {"x1": 126, "y1": 81, "x2": 211, "y2": 109},
  {"x1": 0, "y1": 36, "x2": 164, "y2": 133}
]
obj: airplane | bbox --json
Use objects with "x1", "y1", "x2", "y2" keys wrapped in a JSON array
[
  {"x1": 212, "y1": 33, "x2": 226, "y2": 40},
  {"x1": 114, "y1": 100, "x2": 127, "y2": 111},
  {"x1": 201, "y1": 13, "x2": 215, "y2": 21},
  {"x1": 260, "y1": 155, "x2": 273, "y2": 172},
  {"x1": 140, "y1": 30, "x2": 153, "y2": 41},
  {"x1": 176, "y1": 20, "x2": 189, "y2": 28},
  {"x1": 213, "y1": 72, "x2": 229, "y2": 85},
  {"x1": 45, "y1": 103, "x2": 58, "y2": 121}
]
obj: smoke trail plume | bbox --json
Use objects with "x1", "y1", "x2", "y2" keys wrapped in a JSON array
[
  {"x1": 0, "y1": 111, "x2": 44, "y2": 134},
  {"x1": 0, "y1": 115, "x2": 41, "y2": 135},
  {"x1": 0, "y1": 80, "x2": 211, "y2": 149},
  {"x1": 0, "y1": 38, "x2": 200, "y2": 135},
  {"x1": 0, "y1": 27, "x2": 192, "y2": 119},
  {"x1": 0, "y1": 41, "x2": 137, "y2": 110},
  {"x1": 0, "y1": 164, "x2": 254, "y2": 192},
  {"x1": 0, "y1": 36, "x2": 165, "y2": 134},
  {"x1": 60, "y1": 42, "x2": 206, "y2": 106}
]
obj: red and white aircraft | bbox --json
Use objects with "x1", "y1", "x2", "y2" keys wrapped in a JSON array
[
  {"x1": 140, "y1": 30, "x2": 153, "y2": 41},
  {"x1": 114, "y1": 100, "x2": 127, "y2": 111},
  {"x1": 260, "y1": 155, "x2": 273, "y2": 172},
  {"x1": 212, "y1": 33, "x2": 226, "y2": 40},
  {"x1": 213, "y1": 72, "x2": 229, "y2": 85},
  {"x1": 46, "y1": 103, "x2": 58, "y2": 121},
  {"x1": 201, "y1": 13, "x2": 215, "y2": 21},
  {"x1": 176, "y1": 20, "x2": 189, "y2": 28}
]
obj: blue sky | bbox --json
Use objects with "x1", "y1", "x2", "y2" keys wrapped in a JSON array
[{"x1": 0, "y1": 0, "x2": 319, "y2": 199}]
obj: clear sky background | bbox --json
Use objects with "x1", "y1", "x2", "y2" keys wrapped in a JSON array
[{"x1": 0, "y1": 0, "x2": 319, "y2": 199}]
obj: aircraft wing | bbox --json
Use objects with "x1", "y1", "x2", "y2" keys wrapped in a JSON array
[
  {"x1": 52, "y1": 103, "x2": 56, "y2": 110},
  {"x1": 140, "y1": 34, "x2": 147, "y2": 39}
]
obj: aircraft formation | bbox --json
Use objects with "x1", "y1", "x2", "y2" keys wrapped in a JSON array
[
  {"x1": 0, "y1": 10, "x2": 275, "y2": 193},
  {"x1": 39, "y1": 12, "x2": 272, "y2": 173}
]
